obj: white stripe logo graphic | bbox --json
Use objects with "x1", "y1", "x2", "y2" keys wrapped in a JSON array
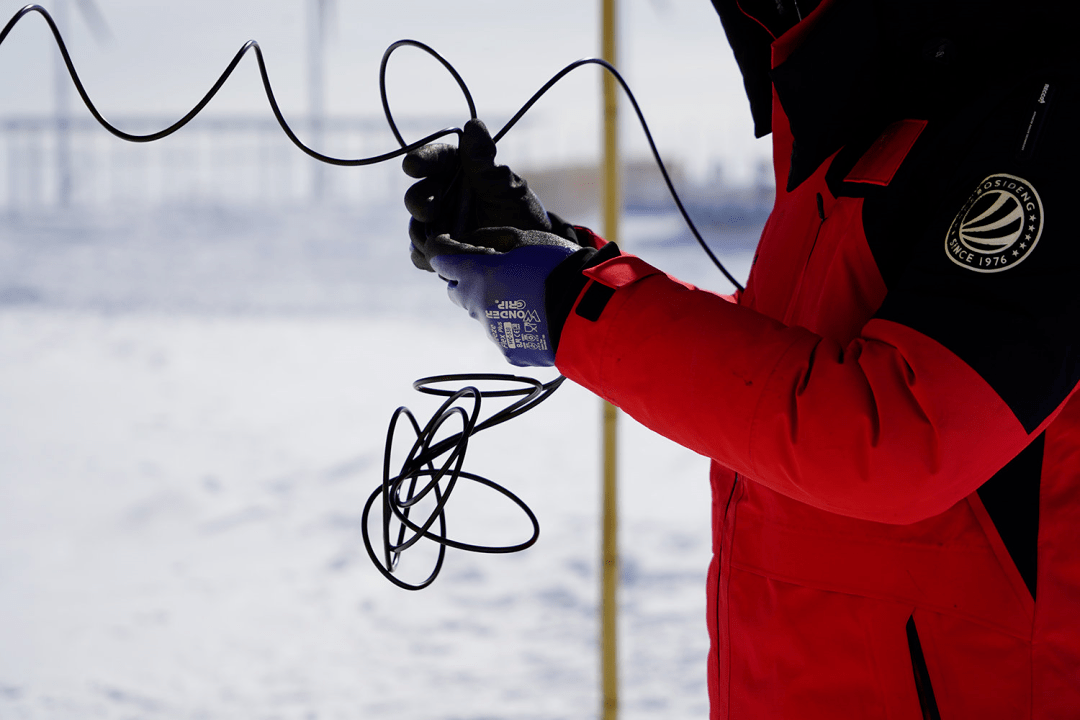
[{"x1": 945, "y1": 174, "x2": 1044, "y2": 273}]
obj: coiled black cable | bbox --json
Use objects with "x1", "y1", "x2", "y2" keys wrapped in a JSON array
[
  {"x1": 1, "y1": 3, "x2": 746, "y2": 590},
  {"x1": 363, "y1": 374, "x2": 561, "y2": 590}
]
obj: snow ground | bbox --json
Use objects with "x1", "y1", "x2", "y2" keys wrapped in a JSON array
[{"x1": 0, "y1": 205, "x2": 753, "y2": 720}]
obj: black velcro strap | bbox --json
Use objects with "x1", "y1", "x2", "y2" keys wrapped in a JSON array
[
  {"x1": 545, "y1": 241, "x2": 621, "y2": 352},
  {"x1": 575, "y1": 282, "x2": 616, "y2": 322}
]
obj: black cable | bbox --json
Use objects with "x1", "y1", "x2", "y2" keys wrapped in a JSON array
[
  {"x1": 379, "y1": 38, "x2": 477, "y2": 147},
  {"x1": 361, "y1": 375, "x2": 559, "y2": 590},
  {"x1": 0, "y1": 5, "x2": 464, "y2": 162},
  {"x1": 2, "y1": 4, "x2": 744, "y2": 290},
  {"x1": 377, "y1": 42, "x2": 745, "y2": 292},
  {"x1": 507, "y1": 58, "x2": 746, "y2": 292},
  {"x1": 1, "y1": 3, "x2": 749, "y2": 589}
]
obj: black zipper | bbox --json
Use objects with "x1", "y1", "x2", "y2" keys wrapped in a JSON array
[
  {"x1": 1019, "y1": 81, "x2": 1054, "y2": 161},
  {"x1": 906, "y1": 615, "x2": 942, "y2": 720},
  {"x1": 781, "y1": 192, "x2": 828, "y2": 326},
  {"x1": 713, "y1": 475, "x2": 740, "y2": 698}
]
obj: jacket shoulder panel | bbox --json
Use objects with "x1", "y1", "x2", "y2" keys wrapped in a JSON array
[{"x1": 844, "y1": 119, "x2": 928, "y2": 187}]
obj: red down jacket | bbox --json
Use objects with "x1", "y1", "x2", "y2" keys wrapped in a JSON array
[{"x1": 556, "y1": 0, "x2": 1080, "y2": 717}]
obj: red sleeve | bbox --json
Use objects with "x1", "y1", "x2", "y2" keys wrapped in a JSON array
[{"x1": 554, "y1": 253, "x2": 1042, "y2": 525}]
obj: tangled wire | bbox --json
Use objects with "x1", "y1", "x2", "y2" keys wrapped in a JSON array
[{"x1": 0, "y1": 3, "x2": 741, "y2": 589}]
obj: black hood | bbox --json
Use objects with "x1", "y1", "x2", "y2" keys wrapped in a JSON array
[
  {"x1": 712, "y1": 0, "x2": 1063, "y2": 188},
  {"x1": 710, "y1": 0, "x2": 807, "y2": 139}
]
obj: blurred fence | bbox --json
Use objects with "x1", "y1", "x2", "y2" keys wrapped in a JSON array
[
  {"x1": 0, "y1": 114, "x2": 470, "y2": 211},
  {"x1": 1, "y1": 112, "x2": 773, "y2": 235}
]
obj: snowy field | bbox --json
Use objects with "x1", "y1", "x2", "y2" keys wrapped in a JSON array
[{"x1": 0, "y1": 203, "x2": 754, "y2": 720}]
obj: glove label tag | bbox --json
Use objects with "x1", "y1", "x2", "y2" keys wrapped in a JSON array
[{"x1": 487, "y1": 300, "x2": 549, "y2": 355}]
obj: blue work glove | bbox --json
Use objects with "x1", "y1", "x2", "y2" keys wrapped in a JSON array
[
  {"x1": 427, "y1": 227, "x2": 584, "y2": 367},
  {"x1": 403, "y1": 119, "x2": 579, "y2": 271},
  {"x1": 403, "y1": 118, "x2": 612, "y2": 366}
]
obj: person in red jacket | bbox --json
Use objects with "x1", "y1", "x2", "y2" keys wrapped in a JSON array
[{"x1": 403, "y1": 0, "x2": 1077, "y2": 716}]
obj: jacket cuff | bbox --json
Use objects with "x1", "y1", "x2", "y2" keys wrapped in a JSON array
[{"x1": 544, "y1": 241, "x2": 621, "y2": 353}]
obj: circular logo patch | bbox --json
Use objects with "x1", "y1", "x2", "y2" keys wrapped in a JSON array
[{"x1": 945, "y1": 173, "x2": 1044, "y2": 273}]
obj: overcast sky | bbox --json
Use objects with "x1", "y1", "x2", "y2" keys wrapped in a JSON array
[{"x1": 0, "y1": 0, "x2": 771, "y2": 181}]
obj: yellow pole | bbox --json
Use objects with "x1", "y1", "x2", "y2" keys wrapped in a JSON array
[{"x1": 600, "y1": 1, "x2": 620, "y2": 719}]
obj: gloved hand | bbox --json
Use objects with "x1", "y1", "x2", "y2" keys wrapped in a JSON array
[
  {"x1": 426, "y1": 227, "x2": 587, "y2": 367},
  {"x1": 403, "y1": 119, "x2": 579, "y2": 271}
]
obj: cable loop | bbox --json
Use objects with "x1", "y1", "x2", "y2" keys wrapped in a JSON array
[
  {"x1": 379, "y1": 38, "x2": 478, "y2": 147},
  {"x1": 362, "y1": 377, "x2": 546, "y2": 591}
]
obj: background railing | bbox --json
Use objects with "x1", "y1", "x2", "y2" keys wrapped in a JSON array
[
  {"x1": 1, "y1": 114, "x2": 471, "y2": 211},
  {"x1": 1, "y1": 112, "x2": 774, "y2": 221}
]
